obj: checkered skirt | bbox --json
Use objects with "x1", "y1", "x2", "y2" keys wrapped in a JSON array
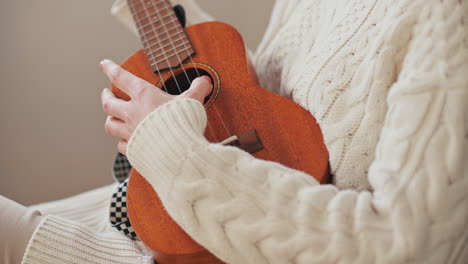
[{"x1": 109, "y1": 153, "x2": 139, "y2": 240}]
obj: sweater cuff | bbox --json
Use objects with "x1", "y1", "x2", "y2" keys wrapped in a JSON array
[
  {"x1": 22, "y1": 215, "x2": 153, "y2": 264},
  {"x1": 127, "y1": 98, "x2": 209, "y2": 180}
]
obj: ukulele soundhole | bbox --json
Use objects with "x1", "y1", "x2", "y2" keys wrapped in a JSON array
[
  {"x1": 157, "y1": 62, "x2": 221, "y2": 109},
  {"x1": 162, "y1": 68, "x2": 210, "y2": 95}
]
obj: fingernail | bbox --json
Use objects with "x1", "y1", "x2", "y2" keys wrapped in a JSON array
[
  {"x1": 99, "y1": 59, "x2": 113, "y2": 71},
  {"x1": 100, "y1": 60, "x2": 119, "y2": 78},
  {"x1": 100, "y1": 59, "x2": 111, "y2": 65},
  {"x1": 200, "y1": 75, "x2": 211, "y2": 83}
]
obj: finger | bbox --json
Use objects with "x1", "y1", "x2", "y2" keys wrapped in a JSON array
[
  {"x1": 101, "y1": 88, "x2": 129, "y2": 121},
  {"x1": 180, "y1": 76, "x2": 213, "y2": 103},
  {"x1": 99, "y1": 59, "x2": 156, "y2": 98},
  {"x1": 118, "y1": 139, "x2": 128, "y2": 155},
  {"x1": 104, "y1": 116, "x2": 132, "y2": 140}
]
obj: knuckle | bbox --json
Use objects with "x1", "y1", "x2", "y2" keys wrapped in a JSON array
[
  {"x1": 109, "y1": 67, "x2": 121, "y2": 81},
  {"x1": 121, "y1": 108, "x2": 130, "y2": 122},
  {"x1": 104, "y1": 117, "x2": 113, "y2": 134},
  {"x1": 102, "y1": 102, "x2": 110, "y2": 112},
  {"x1": 132, "y1": 85, "x2": 146, "y2": 98},
  {"x1": 100, "y1": 89, "x2": 107, "y2": 100},
  {"x1": 104, "y1": 123, "x2": 112, "y2": 135}
]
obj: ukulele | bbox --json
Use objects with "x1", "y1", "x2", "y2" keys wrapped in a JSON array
[{"x1": 112, "y1": 1, "x2": 330, "y2": 263}]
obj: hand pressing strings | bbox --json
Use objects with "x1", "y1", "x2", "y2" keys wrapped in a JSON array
[{"x1": 99, "y1": 59, "x2": 213, "y2": 155}]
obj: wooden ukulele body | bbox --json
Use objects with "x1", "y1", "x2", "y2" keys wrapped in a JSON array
[{"x1": 113, "y1": 21, "x2": 329, "y2": 263}]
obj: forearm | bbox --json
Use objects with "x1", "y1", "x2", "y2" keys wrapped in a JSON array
[
  {"x1": 126, "y1": 99, "x2": 388, "y2": 263},
  {"x1": 127, "y1": 87, "x2": 466, "y2": 264},
  {"x1": 124, "y1": 0, "x2": 468, "y2": 263}
]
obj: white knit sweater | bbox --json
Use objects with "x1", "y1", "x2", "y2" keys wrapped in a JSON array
[{"x1": 22, "y1": 0, "x2": 468, "y2": 263}]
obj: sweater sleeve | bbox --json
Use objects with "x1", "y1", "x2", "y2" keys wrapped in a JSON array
[
  {"x1": 126, "y1": 3, "x2": 468, "y2": 264},
  {"x1": 21, "y1": 215, "x2": 154, "y2": 264}
]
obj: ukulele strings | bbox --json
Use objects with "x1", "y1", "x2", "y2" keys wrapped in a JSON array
[
  {"x1": 148, "y1": 0, "x2": 190, "y2": 94},
  {"x1": 139, "y1": 0, "x2": 184, "y2": 95},
  {"x1": 148, "y1": 0, "x2": 220, "y2": 142},
  {"x1": 128, "y1": 0, "x2": 169, "y2": 93},
  {"x1": 159, "y1": 1, "x2": 232, "y2": 140},
  {"x1": 132, "y1": 0, "x2": 232, "y2": 142},
  {"x1": 131, "y1": 0, "x2": 218, "y2": 141}
]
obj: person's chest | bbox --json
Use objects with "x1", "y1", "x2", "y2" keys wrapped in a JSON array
[{"x1": 254, "y1": 0, "x2": 420, "y2": 189}]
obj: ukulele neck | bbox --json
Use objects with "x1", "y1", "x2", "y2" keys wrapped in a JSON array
[{"x1": 126, "y1": 0, "x2": 195, "y2": 72}]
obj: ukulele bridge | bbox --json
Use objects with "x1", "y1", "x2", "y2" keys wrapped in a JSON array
[{"x1": 219, "y1": 129, "x2": 264, "y2": 154}]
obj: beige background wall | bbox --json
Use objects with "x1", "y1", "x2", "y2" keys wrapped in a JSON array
[{"x1": 0, "y1": 0, "x2": 274, "y2": 205}]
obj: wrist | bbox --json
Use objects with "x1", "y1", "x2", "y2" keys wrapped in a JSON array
[{"x1": 127, "y1": 98, "x2": 208, "y2": 177}]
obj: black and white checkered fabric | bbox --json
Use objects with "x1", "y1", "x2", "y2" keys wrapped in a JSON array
[
  {"x1": 109, "y1": 153, "x2": 139, "y2": 240},
  {"x1": 112, "y1": 152, "x2": 133, "y2": 183},
  {"x1": 109, "y1": 179, "x2": 139, "y2": 240}
]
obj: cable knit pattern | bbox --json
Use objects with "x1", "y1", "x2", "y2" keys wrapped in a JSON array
[
  {"x1": 256, "y1": 0, "x2": 425, "y2": 190},
  {"x1": 126, "y1": 0, "x2": 468, "y2": 263},
  {"x1": 18, "y1": 0, "x2": 467, "y2": 263}
]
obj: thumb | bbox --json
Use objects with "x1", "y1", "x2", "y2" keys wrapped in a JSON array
[{"x1": 180, "y1": 76, "x2": 212, "y2": 103}]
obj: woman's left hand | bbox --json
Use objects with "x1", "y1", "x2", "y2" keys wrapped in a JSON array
[{"x1": 99, "y1": 59, "x2": 212, "y2": 155}]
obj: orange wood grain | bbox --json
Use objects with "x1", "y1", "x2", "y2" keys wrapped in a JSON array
[{"x1": 112, "y1": 22, "x2": 330, "y2": 263}]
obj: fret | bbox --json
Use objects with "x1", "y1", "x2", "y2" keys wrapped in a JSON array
[
  {"x1": 143, "y1": 26, "x2": 185, "y2": 44},
  {"x1": 131, "y1": 3, "x2": 153, "y2": 19},
  {"x1": 127, "y1": 1, "x2": 145, "y2": 22},
  {"x1": 133, "y1": 7, "x2": 147, "y2": 19},
  {"x1": 132, "y1": 0, "x2": 165, "y2": 15},
  {"x1": 140, "y1": 22, "x2": 180, "y2": 45},
  {"x1": 149, "y1": 50, "x2": 194, "y2": 68},
  {"x1": 137, "y1": 11, "x2": 174, "y2": 30},
  {"x1": 130, "y1": 1, "x2": 166, "y2": 26},
  {"x1": 150, "y1": 45, "x2": 193, "y2": 63},
  {"x1": 141, "y1": 34, "x2": 160, "y2": 47},
  {"x1": 146, "y1": 34, "x2": 186, "y2": 51},
  {"x1": 143, "y1": 28, "x2": 185, "y2": 48},
  {"x1": 130, "y1": 0, "x2": 143, "y2": 9},
  {"x1": 148, "y1": 34, "x2": 186, "y2": 50},
  {"x1": 137, "y1": 15, "x2": 177, "y2": 33},
  {"x1": 149, "y1": 11, "x2": 187, "y2": 57},
  {"x1": 127, "y1": 0, "x2": 195, "y2": 71},
  {"x1": 151, "y1": 48, "x2": 194, "y2": 67},
  {"x1": 149, "y1": 45, "x2": 194, "y2": 67},
  {"x1": 146, "y1": 40, "x2": 191, "y2": 57},
  {"x1": 137, "y1": 2, "x2": 173, "y2": 20},
  {"x1": 147, "y1": 45, "x2": 193, "y2": 64}
]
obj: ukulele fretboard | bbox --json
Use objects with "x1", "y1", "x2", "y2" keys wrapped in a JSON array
[{"x1": 127, "y1": 0, "x2": 195, "y2": 72}]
